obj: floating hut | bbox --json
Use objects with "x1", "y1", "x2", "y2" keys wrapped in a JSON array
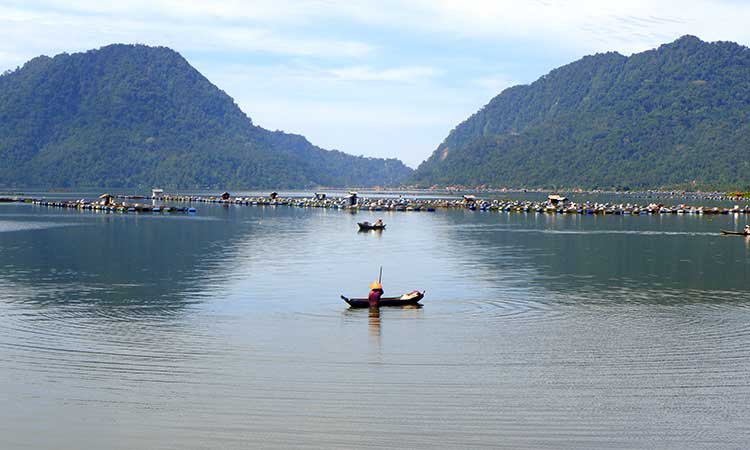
[
  {"x1": 548, "y1": 194, "x2": 568, "y2": 205},
  {"x1": 151, "y1": 188, "x2": 164, "y2": 199},
  {"x1": 221, "y1": 192, "x2": 231, "y2": 201},
  {"x1": 347, "y1": 192, "x2": 358, "y2": 206},
  {"x1": 270, "y1": 192, "x2": 278, "y2": 200},
  {"x1": 463, "y1": 195, "x2": 477, "y2": 204},
  {"x1": 99, "y1": 193, "x2": 114, "y2": 206}
]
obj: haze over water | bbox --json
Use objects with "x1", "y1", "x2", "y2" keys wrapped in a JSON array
[{"x1": 2, "y1": 193, "x2": 750, "y2": 450}]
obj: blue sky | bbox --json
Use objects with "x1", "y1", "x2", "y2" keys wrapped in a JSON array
[{"x1": 2, "y1": 0, "x2": 749, "y2": 167}]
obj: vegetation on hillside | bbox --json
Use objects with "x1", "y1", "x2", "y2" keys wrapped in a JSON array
[
  {"x1": 0, "y1": 44, "x2": 412, "y2": 189},
  {"x1": 413, "y1": 36, "x2": 750, "y2": 190}
]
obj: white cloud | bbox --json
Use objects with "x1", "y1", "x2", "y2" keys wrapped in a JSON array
[
  {"x1": 3, "y1": 0, "x2": 313, "y2": 23},
  {"x1": 205, "y1": 26, "x2": 373, "y2": 57},
  {"x1": 0, "y1": 2, "x2": 375, "y2": 65},
  {"x1": 5, "y1": 1, "x2": 750, "y2": 55},
  {"x1": 328, "y1": 66, "x2": 441, "y2": 82},
  {"x1": 402, "y1": 0, "x2": 750, "y2": 54},
  {"x1": 5, "y1": 1, "x2": 750, "y2": 67}
]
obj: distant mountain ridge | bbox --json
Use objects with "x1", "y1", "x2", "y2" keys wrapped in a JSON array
[
  {"x1": 412, "y1": 36, "x2": 750, "y2": 190},
  {"x1": 0, "y1": 44, "x2": 412, "y2": 189}
]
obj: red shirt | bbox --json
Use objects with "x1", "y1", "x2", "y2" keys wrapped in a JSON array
[{"x1": 368, "y1": 289, "x2": 383, "y2": 307}]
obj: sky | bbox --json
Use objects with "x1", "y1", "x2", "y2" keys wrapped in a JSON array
[{"x1": 2, "y1": 1, "x2": 750, "y2": 167}]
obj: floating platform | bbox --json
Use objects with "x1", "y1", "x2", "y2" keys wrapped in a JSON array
[
  {"x1": 154, "y1": 193, "x2": 750, "y2": 217},
  {"x1": 7, "y1": 191, "x2": 750, "y2": 218},
  {"x1": 28, "y1": 199, "x2": 196, "y2": 214}
]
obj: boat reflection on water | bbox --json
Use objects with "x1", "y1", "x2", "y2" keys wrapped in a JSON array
[
  {"x1": 400, "y1": 303, "x2": 422, "y2": 310},
  {"x1": 368, "y1": 306, "x2": 381, "y2": 339}
]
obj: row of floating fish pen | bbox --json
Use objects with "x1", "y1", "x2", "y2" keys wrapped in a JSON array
[
  {"x1": 160, "y1": 193, "x2": 437, "y2": 212},
  {"x1": 8, "y1": 190, "x2": 750, "y2": 216},
  {"x1": 31, "y1": 199, "x2": 196, "y2": 214},
  {"x1": 156, "y1": 192, "x2": 750, "y2": 216},
  {"x1": 466, "y1": 201, "x2": 750, "y2": 215}
]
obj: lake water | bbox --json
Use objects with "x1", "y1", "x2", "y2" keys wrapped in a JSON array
[{"x1": 2, "y1": 195, "x2": 750, "y2": 449}]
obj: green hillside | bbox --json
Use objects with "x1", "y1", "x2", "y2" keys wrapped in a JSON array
[
  {"x1": 0, "y1": 44, "x2": 412, "y2": 189},
  {"x1": 413, "y1": 36, "x2": 750, "y2": 190}
]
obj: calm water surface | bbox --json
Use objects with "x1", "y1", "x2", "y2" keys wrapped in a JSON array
[{"x1": 2, "y1": 197, "x2": 750, "y2": 449}]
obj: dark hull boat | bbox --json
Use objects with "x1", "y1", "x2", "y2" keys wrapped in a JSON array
[
  {"x1": 721, "y1": 230, "x2": 750, "y2": 235},
  {"x1": 341, "y1": 290, "x2": 424, "y2": 308},
  {"x1": 358, "y1": 222, "x2": 385, "y2": 231}
]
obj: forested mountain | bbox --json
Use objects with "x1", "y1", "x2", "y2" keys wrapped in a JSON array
[
  {"x1": 413, "y1": 36, "x2": 750, "y2": 190},
  {"x1": 0, "y1": 44, "x2": 412, "y2": 189}
]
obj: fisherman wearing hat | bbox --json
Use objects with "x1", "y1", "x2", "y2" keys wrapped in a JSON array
[{"x1": 368, "y1": 281, "x2": 383, "y2": 308}]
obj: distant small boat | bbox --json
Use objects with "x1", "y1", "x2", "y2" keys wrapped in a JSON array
[
  {"x1": 358, "y1": 222, "x2": 385, "y2": 231},
  {"x1": 341, "y1": 290, "x2": 425, "y2": 308},
  {"x1": 720, "y1": 230, "x2": 750, "y2": 236}
]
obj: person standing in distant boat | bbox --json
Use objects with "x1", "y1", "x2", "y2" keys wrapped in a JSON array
[
  {"x1": 745, "y1": 224, "x2": 750, "y2": 234},
  {"x1": 374, "y1": 218, "x2": 383, "y2": 227},
  {"x1": 368, "y1": 281, "x2": 383, "y2": 307}
]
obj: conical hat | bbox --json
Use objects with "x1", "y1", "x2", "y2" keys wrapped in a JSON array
[{"x1": 369, "y1": 281, "x2": 382, "y2": 289}]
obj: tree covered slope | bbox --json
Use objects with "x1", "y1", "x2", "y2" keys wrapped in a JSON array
[
  {"x1": 412, "y1": 36, "x2": 750, "y2": 190},
  {"x1": 0, "y1": 44, "x2": 412, "y2": 189}
]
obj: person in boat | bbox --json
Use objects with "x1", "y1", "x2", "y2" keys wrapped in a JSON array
[
  {"x1": 745, "y1": 224, "x2": 750, "y2": 234},
  {"x1": 374, "y1": 218, "x2": 383, "y2": 227},
  {"x1": 368, "y1": 281, "x2": 383, "y2": 307}
]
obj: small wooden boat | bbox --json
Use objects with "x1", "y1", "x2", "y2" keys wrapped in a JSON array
[
  {"x1": 358, "y1": 222, "x2": 386, "y2": 231},
  {"x1": 341, "y1": 290, "x2": 425, "y2": 308},
  {"x1": 720, "y1": 230, "x2": 750, "y2": 236}
]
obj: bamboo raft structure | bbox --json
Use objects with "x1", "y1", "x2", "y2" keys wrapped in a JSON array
[
  {"x1": 4, "y1": 192, "x2": 750, "y2": 216},
  {"x1": 151, "y1": 193, "x2": 750, "y2": 216},
  {"x1": 21, "y1": 199, "x2": 196, "y2": 214}
]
